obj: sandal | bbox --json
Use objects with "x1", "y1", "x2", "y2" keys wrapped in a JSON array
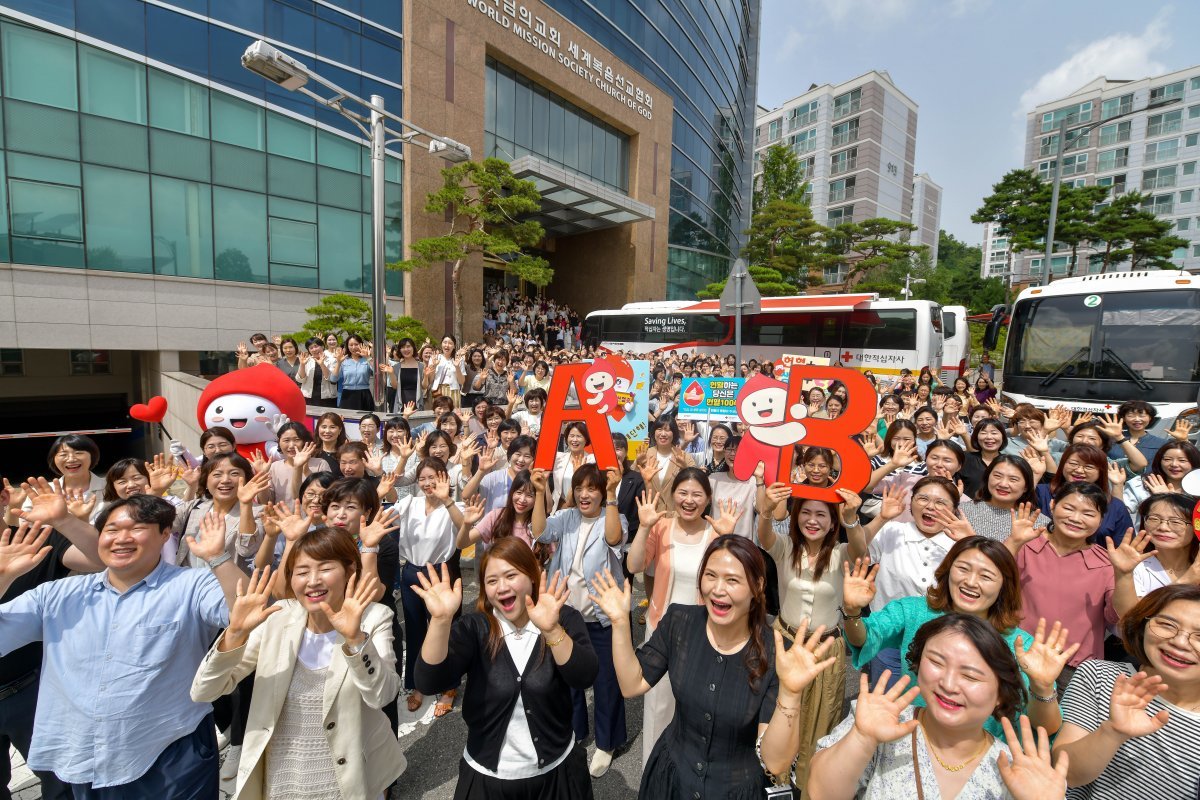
[
  {"x1": 406, "y1": 691, "x2": 423, "y2": 713},
  {"x1": 434, "y1": 689, "x2": 457, "y2": 718}
]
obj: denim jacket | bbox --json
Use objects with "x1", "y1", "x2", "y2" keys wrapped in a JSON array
[{"x1": 538, "y1": 507, "x2": 627, "y2": 627}]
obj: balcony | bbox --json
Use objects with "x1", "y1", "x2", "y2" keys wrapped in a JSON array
[
  {"x1": 830, "y1": 156, "x2": 858, "y2": 175},
  {"x1": 833, "y1": 99, "x2": 860, "y2": 119},
  {"x1": 831, "y1": 130, "x2": 857, "y2": 148},
  {"x1": 1098, "y1": 155, "x2": 1128, "y2": 171},
  {"x1": 823, "y1": 267, "x2": 847, "y2": 284},
  {"x1": 1098, "y1": 130, "x2": 1130, "y2": 147},
  {"x1": 828, "y1": 186, "x2": 855, "y2": 203},
  {"x1": 1101, "y1": 102, "x2": 1133, "y2": 121},
  {"x1": 1145, "y1": 149, "x2": 1178, "y2": 165},
  {"x1": 1143, "y1": 201, "x2": 1175, "y2": 216},
  {"x1": 1142, "y1": 174, "x2": 1177, "y2": 190},
  {"x1": 1147, "y1": 120, "x2": 1183, "y2": 138},
  {"x1": 789, "y1": 111, "x2": 818, "y2": 130}
]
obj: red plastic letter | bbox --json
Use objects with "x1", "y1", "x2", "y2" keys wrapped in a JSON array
[{"x1": 533, "y1": 363, "x2": 619, "y2": 471}]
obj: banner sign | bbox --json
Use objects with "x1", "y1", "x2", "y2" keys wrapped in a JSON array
[
  {"x1": 676, "y1": 377, "x2": 745, "y2": 422},
  {"x1": 606, "y1": 358, "x2": 651, "y2": 462}
]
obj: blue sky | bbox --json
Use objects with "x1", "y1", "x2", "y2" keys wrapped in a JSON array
[{"x1": 756, "y1": 0, "x2": 1198, "y2": 247}]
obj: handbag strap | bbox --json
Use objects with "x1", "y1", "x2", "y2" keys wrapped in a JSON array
[{"x1": 911, "y1": 724, "x2": 925, "y2": 800}]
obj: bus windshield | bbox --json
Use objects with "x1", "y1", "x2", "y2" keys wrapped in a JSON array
[{"x1": 1010, "y1": 289, "x2": 1200, "y2": 383}]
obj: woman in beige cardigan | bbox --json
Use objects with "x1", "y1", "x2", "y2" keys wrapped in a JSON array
[{"x1": 191, "y1": 527, "x2": 403, "y2": 800}]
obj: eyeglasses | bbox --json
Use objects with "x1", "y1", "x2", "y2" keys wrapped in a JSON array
[
  {"x1": 1147, "y1": 617, "x2": 1200, "y2": 652},
  {"x1": 912, "y1": 494, "x2": 952, "y2": 510},
  {"x1": 1145, "y1": 515, "x2": 1190, "y2": 531}
]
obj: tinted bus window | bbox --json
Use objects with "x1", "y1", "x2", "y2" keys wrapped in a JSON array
[
  {"x1": 597, "y1": 313, "x2": 727, "y2": 344},
  {"x1": 843, "y1": 310, "x2": 917, "y2": 350}
]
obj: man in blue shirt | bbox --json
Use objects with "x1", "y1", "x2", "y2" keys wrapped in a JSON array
[{"x1": 0, "y1": 494, "x2": 242, "y2": 799}]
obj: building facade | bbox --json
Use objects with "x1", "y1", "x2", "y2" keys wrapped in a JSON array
[
  {"x1": 980, "y1": 220, "x2": 1013, "y2": 282},
  {"x1": 753, "y1": 70, "x2": 924, "y2": 285},
  {"x1": 1018, "y1": 66, "x2": 1200, "y2": 282},
  {"x1": 911, "y1": 172, "x2": 941, "y2": 265}
]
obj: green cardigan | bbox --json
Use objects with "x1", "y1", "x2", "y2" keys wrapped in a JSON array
[{"x1": 847, "y1": 595, "x2": 1032, "y2": 740}]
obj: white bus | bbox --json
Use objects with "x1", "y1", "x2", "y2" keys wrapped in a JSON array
[
  {"x1": 939, "y1": 305, "x2": 969, "y2": 385},
  {"x1": 987, "y1": 270, "x2": 1200, "y2": 433},
  {"x1": 581, "y1": 293, "x2": 948, "y2": 376}
]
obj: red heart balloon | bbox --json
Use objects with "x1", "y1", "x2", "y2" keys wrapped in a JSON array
[{"x1": 130, "y1": 396, "x2": 168, "y2": 423}]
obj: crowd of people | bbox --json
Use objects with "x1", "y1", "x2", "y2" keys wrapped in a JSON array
[{"x1": 3, "y1": 300, "x2": 1200, "y2": 800}]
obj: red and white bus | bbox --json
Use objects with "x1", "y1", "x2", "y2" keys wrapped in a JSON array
[{"x1": 582, "y1": 293, "x2": 949, "y2": 376}]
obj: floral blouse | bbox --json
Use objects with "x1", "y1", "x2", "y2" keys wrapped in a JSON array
[{"x1": 815, "y1": 704, "x2": 1013, "y2": 799}]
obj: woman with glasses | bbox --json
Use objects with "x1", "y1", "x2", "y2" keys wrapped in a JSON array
[
  {"x1": 1121, "y1": 442, "x2": 1200, "y2": 525},
  {"x1": 1052, "y1": 584, "x2": 1200, "y2": 799},
  {"x1": 1110, "y1": 495, "x2": 1200, "y2": 612}
]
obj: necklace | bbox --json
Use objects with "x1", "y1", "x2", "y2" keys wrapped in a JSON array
[{"x1": 918, "y1": 714, "x2": 990, "y2": 773}]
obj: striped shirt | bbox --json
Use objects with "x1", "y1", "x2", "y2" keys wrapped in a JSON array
[{"x1": 1061, "y1": 659, "x2": 1200, "y2": 800}]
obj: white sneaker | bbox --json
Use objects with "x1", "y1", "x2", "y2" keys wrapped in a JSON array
[
  {"x1": 220, "y1": 745, "x2": 241, "y2": 789},
  {"x1": 589, "y1": 748, "x2": 612, "y2": 778}
]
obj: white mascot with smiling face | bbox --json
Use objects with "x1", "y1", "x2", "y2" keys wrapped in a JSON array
[{"x1": 196, "y1": 364, "x2": 309, "y2": 461}]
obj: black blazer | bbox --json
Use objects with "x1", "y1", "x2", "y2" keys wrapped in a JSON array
[
  {"x1": 413, "y1": 605, "x2": 597, "y2": 771},
  {"x1": 615, "y1": 469, "x2": 645, "y2": 538}
]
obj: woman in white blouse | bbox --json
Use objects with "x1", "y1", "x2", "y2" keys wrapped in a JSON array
[
  {"x1": 393, "y1": 458, "x2": 466, "y2": 716},
  {"x1": 549, "y1": 422, "x2": 595, "y2": 511},
  {"x1": 425, "y1": 335, "x2": 466, "y2": 407},
  {"x1": 809, "y1": 614, "x2": 1066, "y2": 800},
  {"x1": 1111, "y1": 494, "x2": 1200, "y2": 609}
]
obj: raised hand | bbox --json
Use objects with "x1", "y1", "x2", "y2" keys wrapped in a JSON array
[
  {"x1": 359, "y1": 507, "x2": 400, "y2": 547},
  {"x1": 402, "y1": 401, "x2": 417, "y2": 419},
  {"x1": 852, "y1": 671, "x2": 922, "y2": 745},
  {"x1": 432, "y1": 471, "x2": 454, "y2": 504},
  {"x1": 705, "y1": 498, "x2": 743, "y2": 536},
  {"x1": 1107, "y1": 461, "x2": 1126, "y2": 492},
  {"x1": 461, "y1": 494, "x2": 486, "y2": 527},
  {"x1": 530, "y1": 468, "x2": 549, "y2": 495},
  {"x1": 268, "y1": 414, "x2": 290, "y2": 435},
  {"x1": 635, "y1": 452, "x2": 657, "y2": 487},
  {"x1": 0, "y1": 521, "x2": 54, "y2": 586},
  {"x1": 835, "y1": 487, "x2": 863, "y2": 525},
  {"x1": 457, "y1": 438, "x2": 481, "y2": 466},
  {"x1": 146, "y1": 452, "x2": 178, "y2": 495},
  {"x1": 478, "y1": 446, "x2": 498, "y2": 474},
  {"x1": 1045, "y1": 406, "x2": 1071, "y2": 434},
  {"x1": 1098, "y1": 413, "x2": 1125, "y2": 442},
  {"x1": 1015, "y1": 618, "x2": 1080, "y2": 692},
  {"x1": 292, "y1": 441, "x2": 316, "y2": 469},
  {"x1": 236, "y1": 470, "x2": 271, "y2": 505},
  {"x1": 889, "y1": 439, "x2": 917, "y2": 469},
  {"x1": 1105, "y1": 529, "x2": 1156, "y2": 576},
  {"x1": 188, "y1": 509, "x2": 230, "y2": 562},
  {"x1": 636, "y1": 489, "x2": 662, "y2": 528},
  {"x1": 841, "y1": 557, "x2": 878, "y2": 613},
  {"x1": 670, "y1": 446, "x2": 689, "y2": 469},
  {"x1": 181, "y1": 465, "x2": 201, "y2": 493},
  {"x1": 1009, "y1": 502, "x2": 1045, "y2": 548},
  {"x1": 773, "y1": 623, "x2": 838, "y2": 696},
  {"x1": 1168, "y1": 417, "x2": 1194, "y2": 442},
  {"x1": 588, "y1": 568, "x2": 632, "y2": 622},
  {"x1": 260, "y1": 503, "x2": 281, "y2": 537},
  {"x1": 1144, "y1": 473, "x2": 1170, "y2": 495},
  {"x1": 19, "y1": 477, "x2": 70, "y2": 527},
  {"x1": 1107, "y1": 671, "x2": 1170, "y2": 739},
  {"x1": 319, "y1": 572, "x2": 383, "y2": 644},
  {"x1": 1026, "y1": 429, "x2": 1050, "y2": 454},
  {"x1": 365, "y1": 451, "x2": 384, "y2": 475},
  {"x1": 1, "y1": 477, "x2": 28, "y2": 511},
  {"x1": 274, "y1": 499, "x2": 315, "y2": 542},
  {"x1": 760, "y1": 482, "x2": 791, "y2": 517},
  {"x1": 929, "y1": 505, "x2": 976, "y2": 541},
  {"x1": 249, "y1": 449, "x2": 269, "y2": 477},
  {"x1": 412, "y1": 562, "x2": 462, "y2": 621},
  {"x1": 526, "y1": 571, "x2": 569, "y2": 633},
  {"x1": 64, "y1": 488, "x2": 97, "y2": 522},
  {"x1": 996, "y1": 716, "x2": 1069, "y2": 800},
  {"x1": 861, "y1": 432, "x2": 884, "y2": 458},
  {"x1": 1020, "y1": 446, "x2": 1047, "y2": 483},
  {"x1": 376, "y1": 469, "x2": 398, "y2": 500},
  {"x1": 225, "y1": 567, "x2": 281, "y2": 645},
  {"x1": 878, "y1": 483, "x2": 909, "y2": 522}
]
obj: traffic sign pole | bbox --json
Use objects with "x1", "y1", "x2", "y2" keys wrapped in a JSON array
[{"x1": 720, "y1": 258, "x2": 761, "y2": 372}]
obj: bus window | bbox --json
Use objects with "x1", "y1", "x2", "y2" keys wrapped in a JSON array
[
  {"x1": 745, "y1": 312, "x2": 817, "y2": 346},
  {"x1": 1008, "y1": 297, "x2": 1095, "y2": 378},
  {"x1": 941, "y1": 310, "x2": 957, "y2": 339},
  {"x1": 931, "y1": 306, "x2": 943, "y2": 334},
  {"x1": 843, "y1": 309, "x2": 917, "y2": 350},
  {"x1": 1096, "y1": 291, "x2": 1200, "y2": 382}
]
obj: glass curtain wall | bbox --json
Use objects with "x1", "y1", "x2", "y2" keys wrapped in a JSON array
[{"x1": 0, "y1": 20, "x2": 403, "y2": 294}]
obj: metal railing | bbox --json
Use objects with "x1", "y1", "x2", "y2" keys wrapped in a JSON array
[
  {"x1": 830, "y1": 156, "x2": 858, "y2": 175},
  {"x1": 832, "y1": 98, "x2": 860, "y2": 119}
]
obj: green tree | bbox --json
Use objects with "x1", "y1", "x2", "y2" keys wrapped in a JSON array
[
  {"x1": 1054, "y1": 184, "x2": 1110, "y2": 276},
  {"x1": 752, "y1": 143, "x2": 807, "y2": 212},
  {"x1": 971, "y1": 169, "x2": 1050, "y2": 252},
  {"x1": 295, "y1": 293, "x2": 430, "y2": 345},
  {"x1": 394, "y1": 158, "x2": 550, "y2": 342},
  {"x1": 742, "y1": 197, "x2": 839, "y2": 290},
  {"x1": 696, "y1": 264, "x2": 796, "y2": 299},
  {"x1": 829, "y1": 218, "x2": 926, "y2": 281}
]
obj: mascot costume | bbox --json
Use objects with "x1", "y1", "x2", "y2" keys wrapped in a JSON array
[{"x1": 196, "y1": 363, "x2": 308, "y2": 461}]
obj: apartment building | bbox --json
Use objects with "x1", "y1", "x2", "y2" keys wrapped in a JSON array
[
  {"x1": 911, "y1": 173, "x2": 942, "y2": 264},
  {"x1": 753, "y1": 70, "x2": 933, "y2": 285},
  {"x1": 980, "y1": 221, "x2": 1014, "y2": 283},
  {"x1": 1020, "y1": 66, "x2": 1200, "y2": 281}
]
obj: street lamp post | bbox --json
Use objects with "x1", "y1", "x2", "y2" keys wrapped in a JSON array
[
  {"x1": 241, "y1": 40, "x2": 471, "y2": 412},
  {"x1": 1039, "y1": 96, "x2": 1181, "y2": 287},
  {"x1": 901, "y1": 272, "x2": 926, "y2": 298}
]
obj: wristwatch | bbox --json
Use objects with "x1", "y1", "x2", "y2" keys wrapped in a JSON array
[
  {"x1": 342, "y1": 633, "x2": 369, "y2": 657},
  {"x1": 205, "y1": 552, "x2": 232, "y2": 570},
  {"x1": 359, "y1": 545, "x2": 380, "y2": 554}
]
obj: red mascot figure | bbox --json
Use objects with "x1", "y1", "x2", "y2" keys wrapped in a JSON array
[{"x1": 196, "y1": 364, "x2": 308, "y2": 461}]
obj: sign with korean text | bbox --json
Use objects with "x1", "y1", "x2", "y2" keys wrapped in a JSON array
[{"x1": 676, "y1": 377, "x2": 745, "y2": 422}]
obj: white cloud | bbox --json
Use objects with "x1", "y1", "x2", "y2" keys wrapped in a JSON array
[{"x1": 1017, "y1": 11, "x2": 1172, "y2": 112}]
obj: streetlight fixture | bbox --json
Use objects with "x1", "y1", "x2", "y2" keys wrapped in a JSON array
[
  {"x1": 242, "y1": 40, "x2": 471, "y2": 411},
  {"x1": 901, "y1": 272, "x2": 926, "y2": 298},
  {"x1": 1039, "y1": 96, "x2": 1182, "y2": 287}
]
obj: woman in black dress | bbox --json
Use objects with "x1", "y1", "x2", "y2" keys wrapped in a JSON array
[
  {"x1": 590, "y1": 534, "x2": 839, "y2": 798},
  {"x1": 413, "y1": 536, "x2": 598, "y2": 799}
]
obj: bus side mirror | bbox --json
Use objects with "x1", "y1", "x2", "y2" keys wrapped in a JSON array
[
  {"x1": 982, "y1": 304, "x2": 1007, "y2": 351},
  {"x1": 942, "y1": 311, "x2": 957, "y2": 339}
]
